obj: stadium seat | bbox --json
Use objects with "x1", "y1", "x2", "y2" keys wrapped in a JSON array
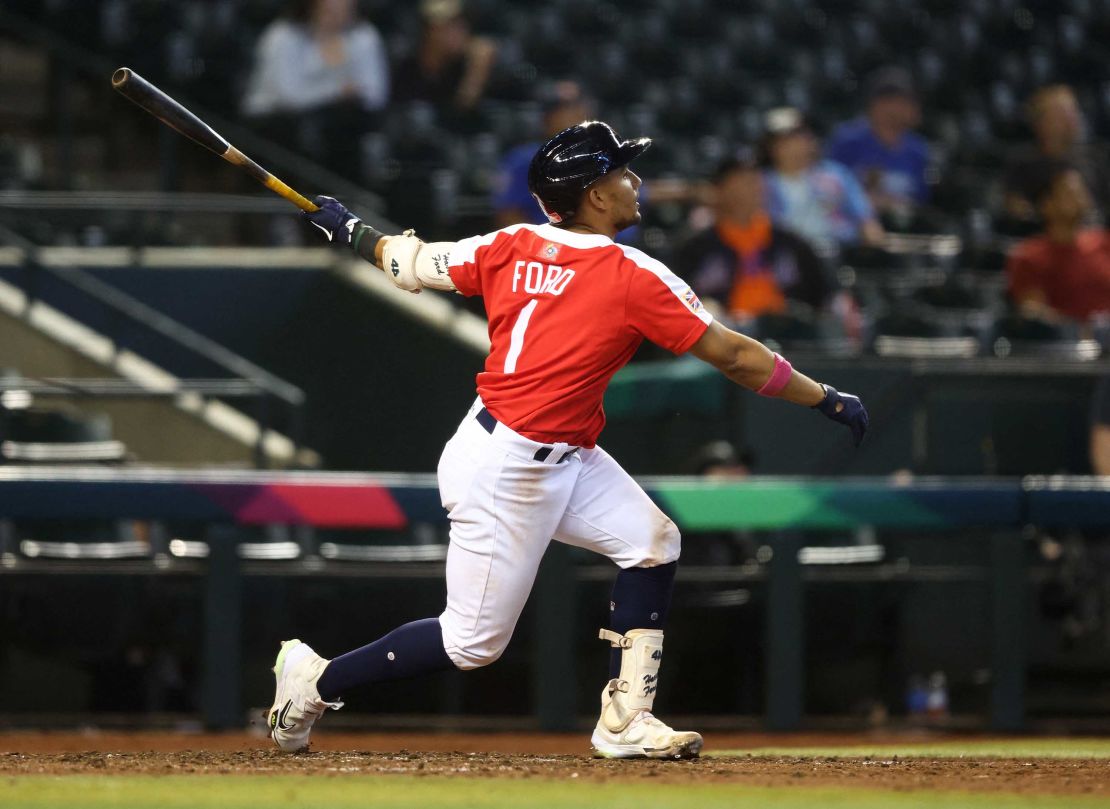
[
  {"x1": 986, "y1": 314, "x2": 1103, "y2": 358},
  {"x1": 754, "y1": 307, "x2": 820, "y2": 347}
]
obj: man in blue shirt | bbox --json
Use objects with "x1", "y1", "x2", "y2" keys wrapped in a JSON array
[
  {"x1": 826, "y1": 67, "x2": 930, "y2": 214},
  {"x1": 492, "y1": 81, "x2": 592, "y2": 229},
  {"x1": 493, "y1": 82, "x2": 700, "y2": 240}
]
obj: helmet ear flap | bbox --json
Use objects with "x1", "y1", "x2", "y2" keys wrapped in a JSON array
[{"x1": 531, "y1": 192, "x2": 565, "y2": 224}]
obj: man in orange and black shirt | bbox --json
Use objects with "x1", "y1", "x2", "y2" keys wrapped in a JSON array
[{"x1": 680, "y1": 154, "x2": 833, "y2": 321}]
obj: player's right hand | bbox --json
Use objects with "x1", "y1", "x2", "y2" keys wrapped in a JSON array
[
  {"x1": 814, "y1": 384, "x2": 869, "y2": 447},
  {"x1": 303, "y1": 195, "x2": 360, "y2": 244}
]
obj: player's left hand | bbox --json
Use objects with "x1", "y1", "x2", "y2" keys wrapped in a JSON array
[
  {"x1": 814, "y1": 384, "x2": 868, "y2": 447},
  {"x1": 303, "y1": 195, "x2": 360, "y2": 244}
]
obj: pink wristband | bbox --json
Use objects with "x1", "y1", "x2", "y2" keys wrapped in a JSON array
[{"x1": 756, "y1": 352, "x2": 793, "y2": 396}]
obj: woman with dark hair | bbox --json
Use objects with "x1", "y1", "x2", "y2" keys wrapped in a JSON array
[{"x1": 391, "y1": 0, "x2": 497, "y2": 113}]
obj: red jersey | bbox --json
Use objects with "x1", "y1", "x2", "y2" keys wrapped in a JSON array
[
  {"x1": 1007, "y1": 229, "x2": 1110, "y2": 321},
  {"x1": 447, "y1": 223, "x2": 713, "y2": 447}
]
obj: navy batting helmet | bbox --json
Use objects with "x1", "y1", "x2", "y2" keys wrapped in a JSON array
[{"x1": 527, "y1": 121, "x2": 651, "y2": 224}]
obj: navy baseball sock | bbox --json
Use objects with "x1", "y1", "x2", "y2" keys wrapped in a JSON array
[
  {"x1": 607, "y1": 561, "x2": 677, "y2": 679},
  {"x1": 316, "y1": 617, "x2": 453, "y2": 701}
]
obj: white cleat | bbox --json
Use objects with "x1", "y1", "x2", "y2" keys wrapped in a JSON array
[
  {"x1": 591, "y1": 628, "x2": 703, "y2": 759},
  {"x1": 268, "y1": 639, "x2": 342, "y2": 752},
  {"x1": 592, "y1": 704, "x2": 703, "y2": 760}
]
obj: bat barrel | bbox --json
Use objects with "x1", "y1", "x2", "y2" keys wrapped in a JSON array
[
  {"x1": 111, "y1": 67, "x2": 318, "y2": 213},
  {"x1": 112, "y1": 66, "x2": 231, "y2": 157}
]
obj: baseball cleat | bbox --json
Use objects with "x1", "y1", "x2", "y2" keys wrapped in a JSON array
[
  {"x1": 591, "y1": 710, "x2": 703, "y2": 759},
  {"x1": 592, "y1": 629, "x2": 701, "y2": 759},
  {"x1": 268, "y1": 639, "x2": 342, "y2": 752}
]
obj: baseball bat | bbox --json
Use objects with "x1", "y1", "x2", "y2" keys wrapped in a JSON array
[{"x1": 111, "y1": 67, "x2": 318, "y2": 212}]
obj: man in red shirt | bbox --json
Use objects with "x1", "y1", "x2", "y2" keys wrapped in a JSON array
[
  {"x1": 1007, "y1": 162, "x2": 1110, "y2": 323},
  {"x1": 276, "y1": 122, "x2": 869, "y2": 758}
]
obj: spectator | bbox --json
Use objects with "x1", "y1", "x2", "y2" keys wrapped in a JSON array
[
  {"x1": 492, "y1": 81, "x2": 593, "y2": 229},
  {"x1": 1092, "y1": 377, "x2": 1110, "y2": 476},
  {"x1": 242, "y1": 0, "x2": 388, "y2": 174},
  {"x1": 1003, "y1": 85, "x2": 1110, "y2": 226},
  {"x1": 492, "y1": 82, "x2": 704, "y2": 238},
  {"x1": 243, "y1": 0, "x2": 388, "y2": 116},
  {"x1": 826, "y1": 67, "x2": 930, "y2": 216},
  {"x1": 391, "y1": 0, "x2": 497, "y2": 114},
  {"x1": 689, "y1": 440, "x2": 754, "y2": 479},
  {"x1": 680, "y1": 153, "x2": 832, "y2": 321},
  {"x1": 1006, "y1": 161, "x2": 1110, "y2": 323},
  {"x1": 761, "y1": 108, "x2": 885, "y2": 254}
]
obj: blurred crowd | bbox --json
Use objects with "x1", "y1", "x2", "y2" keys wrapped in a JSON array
[
  {"x1": 1, "y1": 0, "x2": 1109, "y2": 342},
  {"x1": 229, "y1": 0, "x2": 1110, "y2": 341}
]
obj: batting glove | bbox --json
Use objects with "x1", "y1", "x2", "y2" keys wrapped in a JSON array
[
  {"x1": 303, "y1": 195, "x2": 360, "y2": 244},
  {"x1": 814, "y1": 384, "x2": 869, "y2": 447}
]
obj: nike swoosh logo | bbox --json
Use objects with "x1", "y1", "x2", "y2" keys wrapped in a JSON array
[
  {"x1": 274, "y1": 699, "x2": 295, "y2": 732},
  {"x1": 309, "y1": 221, "x2": 334, "y2": 242}
]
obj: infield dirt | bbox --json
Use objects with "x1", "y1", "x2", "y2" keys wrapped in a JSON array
[{"x1": 0, "y1": 732, "x2": 1106, "y2": 797}]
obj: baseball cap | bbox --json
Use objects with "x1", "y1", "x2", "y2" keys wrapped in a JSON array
[
  {"x1": 763, "y1": 107, "x2": 809, "y2": 137},
  {"x1": 421, "y1": 0, "x2": 462, "y2": 23},
  {"x1": 868, "y1": 66, "x2": 917, "y2": 101}
]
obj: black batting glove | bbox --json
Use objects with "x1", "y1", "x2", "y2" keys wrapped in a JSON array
[
  {"x1": 814, "y1": 384, "x2": 869, "y2": 447},
  {"x1": 303, "y1": 195, "x2": 360, "y2": 245}
]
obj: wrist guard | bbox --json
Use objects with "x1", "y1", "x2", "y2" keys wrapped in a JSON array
[{"x1": 351, "y1": 222, "x2": 386, "y2": 265}]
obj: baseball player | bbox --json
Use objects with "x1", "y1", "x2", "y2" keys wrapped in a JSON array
[{"x1": 271, "y1": 121, "x2": 869, "y2": 758}]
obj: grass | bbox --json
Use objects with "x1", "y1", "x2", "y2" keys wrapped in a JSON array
[
  {"x1": 6, "y1": 740, "x2": 1108, "y2": 809},
  {"x1": 4, "y1": 776, "x2": 1109, "y2": 809},
  {"x1": 713, "y1": 738, "x2": 1110, "y2": 760}
]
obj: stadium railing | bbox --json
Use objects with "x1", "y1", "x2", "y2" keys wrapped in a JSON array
[{"x1": 1, "y1": 468, "x2": 1106, "y2": 732}]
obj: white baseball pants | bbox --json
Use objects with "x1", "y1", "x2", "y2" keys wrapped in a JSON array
[{"x1": 436, "y1": 399, "x2": 681, "y2": 670}]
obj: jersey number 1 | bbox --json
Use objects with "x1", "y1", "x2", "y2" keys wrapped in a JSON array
[{"x1": 504, "y1": 299, "x2": 538, "y2": 374}]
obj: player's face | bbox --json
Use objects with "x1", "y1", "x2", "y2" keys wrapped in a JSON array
[{"x1": 608, "y1": 166, "x2": 643, "y2": 230}]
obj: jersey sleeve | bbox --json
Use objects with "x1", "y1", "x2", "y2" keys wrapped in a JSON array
[
  {"x1": 623, "y1": 248, "x2": 714, "y2": 355},
  {"x1": 447, "y1": 226, "x2": 526, "y2": 297}
]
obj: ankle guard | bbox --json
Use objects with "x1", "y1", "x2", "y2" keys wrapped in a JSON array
[{"x1": 598, "y1": 628, "x2": 664, "y2": 732}]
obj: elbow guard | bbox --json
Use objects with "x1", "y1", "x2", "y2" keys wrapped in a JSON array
[
  {"x1": 414, "y1": 242, "x2": 459, "y2": 291},
  {"x1": 381, "y1": 234, "x2": 458, "y2": 293}
]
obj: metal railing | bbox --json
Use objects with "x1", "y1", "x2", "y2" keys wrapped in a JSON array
[
  {"x1": 0, "y1": 221, "x2": 306, "y2": 466},
  {"x1": 0, "y1": 190, "x2": 293, "y2": 214}
]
